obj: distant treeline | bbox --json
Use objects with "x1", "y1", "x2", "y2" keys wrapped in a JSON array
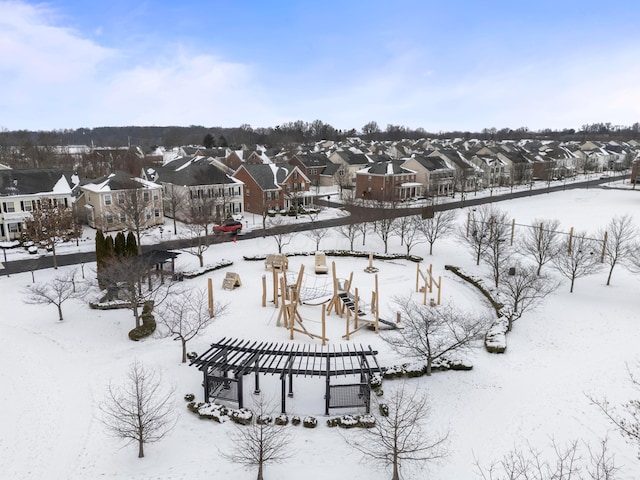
[{"x1": 1, "y1": 121, "x2": 639, "y2": 150}]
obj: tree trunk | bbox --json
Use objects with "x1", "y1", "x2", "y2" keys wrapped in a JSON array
[
  {"x1": 198, "y1": 253, "x2": 204, "y2": 268},
  {"x1": 429, "y1": 241, "x2": 434, "y2": 255},
  {"x1": 426, "y1": 357, "x2": 432, "y2": 376},
  {"x1": 392, "y1": 452, "x2": 400, "y2": 480},
  {"x1": 606, "y1": 265, "x2": 614, "y2": 286},
  {"x1": 138, "y1": 439, "x2": 144, "y2": 458},
  {"x1": 52, "y1": 243, "x2": 58, "y2": 269},
  {"x1": 257, "y1": 462, "x2": 263, "y2": 480},
  {"x1": 57, "y1": 304, "x2": 63, "y2": 321},
  {"x1": 181, "y1": 338, "x2": 187, "y2": 363},
  {"x1": 570, "y1": 277, "x2": 575, "y2": 293}
]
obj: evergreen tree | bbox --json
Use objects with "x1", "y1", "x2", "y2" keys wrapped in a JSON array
[
  {"x1": 218, "y1": 135, "x2": 228, "y2": 147},
  {"x1": 126, "y1": 232, "x2": 138, "y2": 257},
  {"x1": 105, "y1": 235, "x2": 115, "y2": 263},
  {"x1": 203, "y1": 133, "x2": 215, "y2": 149},
  {"x1": 114, "y1": 232, "x2": 126, "y2": 257},
  {"x1": 96, "y1": 229, "x2": 106, "y2": 288}
]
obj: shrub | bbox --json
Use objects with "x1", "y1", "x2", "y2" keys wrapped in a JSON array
[
  {"x1": 302, "y1": 416, "x2": 317, "y2": 428},
  {"x1": 186, "y1": 351, "x2": 198, "y2": 361},
  {"x1": 275, "y1": 414, "x2": 288, "y2": 426},
  {"x1": 256, "y1": 414, "x2": 272, "y2": 425},
  {"x1": 184, "y1": 393, "x2": 195, "y2": 402},
  {"x1": 291, "y1": 415, "x2": 301, "y2": 426},
  {"x1": 379, "y1": 403, "x2": 390, "y2": 417},
  {"x1": 229, "y1": 408, "x2": 253, "y2": 425}
]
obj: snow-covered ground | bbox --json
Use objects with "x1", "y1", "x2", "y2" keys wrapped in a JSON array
[{"x1": 1, "y1": 186, "x2": 640, "y2": 479}]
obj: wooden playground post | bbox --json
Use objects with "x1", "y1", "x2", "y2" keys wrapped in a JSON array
[
  {"x1": 601, "y1": 231, "x2": 608, "y2": 263},
  {"x1": 437, "y1": 276, "x2": 442, "y2": 305},
  {"x1": 568, "y1": 227, "x2": 574, "y2": 254},
  {"x1": 272, "y1": 268, "x2": 279, "y2": 308},
  {"x1": 208, "y1": 278, "x2": 214, "y2": 317},
  {"x1": 510, "y1": 218, "x2": 515, "y2": 245},
  {"x1": 261, "y1": 274, "x2": 267, "y2": 307},
  {"x1": 354, "y1": 287, "x2": 359, "y2": 330},
  {"x1": 466, "y1": 212, "x2": 471, "y2": 237},
  {"x1": 374, "y1": 274, "x2": 379, "y2": 334},
  {"x1": 321, "y1": 304, "x2": 326, "y2": 346},
  {"x1": 428, "y1": 264, "x2": 433, "y2": 293}
]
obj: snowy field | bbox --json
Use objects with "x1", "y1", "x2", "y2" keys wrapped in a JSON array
[{"x1": 1, "y1": 187, "x2": 640, "y2": 479}]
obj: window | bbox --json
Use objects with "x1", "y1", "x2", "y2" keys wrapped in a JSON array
[
  {"x1": 23, "y1": 201, "x2": 33, "y2": 212},
  {"x1": 106, "y1": 214, "x2": 114, "y2": 225},
  {"x1": 246, "y1": 188, "x2": 250, "y2": 197},
  {"x1": 8, "y1": 223, "x2": 19, "y2": 233},
  {"x1": 146, "y1": 209, "x2": 152, "y2": 220},
  {"x1": 143, "y1": 191, "x2": 150, "y2": 202},
  {"x1": 5, "y1": 202, "x2": 15, "y2": 213},
  {"x1": 154, "y1": 208, "x2": 160, "y2": 218},
  {"x1": 118, "y1": 193, "x2": 125, "y2": 204},
  {"x1": 153, "y1": 190, "x2": 159, "y2": 200},
  {"x1": 119, "y1": 212, "x2": 126, "y2": 222},
  {"x1": 104, "y1": 194, "x2": 112, "y2": 206}
]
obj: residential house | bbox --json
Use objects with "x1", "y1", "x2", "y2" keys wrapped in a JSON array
[
  {"x1": 289, "y1": 152, "x2": 331, "y2": 189},
  {"x1": 0, "y1": 169, "x2": 78, "y2": 241},
  {"x1": 150, "y1": 156, "x2": 244, "y2": 223},
  {"x1": 428, "y1": 149, "x2": 481, "y2": 194},
  {"x1": 76, "y1": 171, "x2": 163, "y2": 232},
  {"x1": 232, "y1": 163, "x2": 311, "y2": 215},
  {"x1": 401, "y1": 154, "x2": 454, "y2": 197},
  {"x1": 328, "y1": 150, "x2": 372, "y2": 191},
  {"x1": 355, "y1": 161, "x2": 419, "y2": 202}
]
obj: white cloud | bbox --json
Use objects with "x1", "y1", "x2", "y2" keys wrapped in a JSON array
[{"x1": 0, "y1": 1, "x2": 272, "y2": 130}]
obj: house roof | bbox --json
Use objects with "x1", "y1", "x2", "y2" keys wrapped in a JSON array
[
  {"x1": 359, "y1": 161, "x2": 415, "y2": 176},
  {"x1": 81, "y1": 170, "x2": 160, "y2": 192},
  {"x1": 405, "y1": 154, "x2": 450, "y2": 171},
  {"x1": 155, "y1": 156, "x2": 236, "y2": 186},
  {"x1": 293, "y1": 152, "x2": 330, "y2": 167},
  {"x1": 0, "y1": 169, "x2": 77, "y2": 196},
  {"x1": 235, "y1": 164, "x2": 284, "y2": 190}
]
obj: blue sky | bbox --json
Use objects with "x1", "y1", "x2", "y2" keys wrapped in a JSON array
[{"x1": 2, "y1": 0, "x2": 640, "y2": 132}]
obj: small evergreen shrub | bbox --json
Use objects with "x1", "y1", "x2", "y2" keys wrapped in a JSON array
[
  {"x1": 184, "y1": 393, "x2": 195, "y2": 402},
  {"x1": 256, "y1": 414, "x2": 272, "y2": 425},
  {"x1": 291, "y1": 415, "x2": 301, "y2": 426},
  {"x1": 379, "y1": 403, "x2": 390, "y2": 417},
  {"x1": 186, "y1": 351, "x2": 198, "y2": 361},
  {"x1": 302, "y1": 416, "x2": 317, "y2": 428},
  {"x1": 275, "y1": 414, "x2": 288, "y2": 426}
]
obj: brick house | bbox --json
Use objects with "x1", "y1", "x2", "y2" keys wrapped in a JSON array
[
  {"x1": 355, "y1": 161, "x2": 419, "y2": 202},
  {"x1": 233, "y1": 163, "x2": 311, "y2": 214}
]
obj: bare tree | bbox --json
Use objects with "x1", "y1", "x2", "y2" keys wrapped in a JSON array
[
  {"x1": 474, "y1": 437, "x2": 618, "y2": 480},
  {"x1": 267, "y1": 215, "x2": 295, "y2": 254},
  {"x1": 463, "y1": 205, "x2": 499, "y2": 266},
  {"x1": 598, "y1": 215, "x2": 637, "y2": 286},
  {"x1": 23, "y1": 269, "x2": 79, "y2": 321},
  {"x1": 356, "y1": 221, "x2": 370, "y2": 247},
  {"x1": 589, "y1": 362, "x2": 640, "y2": 459},
  {"x1": 99, "y1": 255, "x2": 175, "y2": 328},
  {"x1": 24, "y1": 198, "x2": 78, "y2": 269},
  {"x1": 553, "y1": 233, "x2": 601, "y2": 293},
  {"x1": 385, "y1": 298, "x2": 489, "y2": 376},
  {"x1": 180, "y1": 195, "x2": 224, "y2": 267},
  {"x1": 498, "y1": 263, "x2": 559, "y2": 332},
  {"x1": 305, "y1": 209, "x2": 328, "y2": 251},
  {"x1": 100, "y1": 360, "x2": 176, "y2": 458},
  {"x1": 417, "y1": 209, "x2": 456, "y2": 255},
  {"x1": 163, "y1": 184, "x2": 187, "y2": 235},
  {"x1": 337, "y1": 215, "x2": 361, "y2": 251},
  {"x1": 113, "y1": 186, "x2": 154, "y2": 255},
  {"x1": 346, "y1": 381, "x2": 448, "y2": 480},
  {"x1": 158, "y1": 288, "x2": 227, "y2": 363},
  {"x1": 373, "y1": 204, "x2": 395, "y2": 254},
  {"x1": 393, "y1": 215, "x2": 426, "y2": 256},
  {"x1": 221, "y1": 396, "x2": 293, "y2": 480},
  {"x1": 518, "y1": 219, "x2": 562, "y2": 276},
  {"x1": 481, "y1": 209, "x2": 512, "y2": 288}
]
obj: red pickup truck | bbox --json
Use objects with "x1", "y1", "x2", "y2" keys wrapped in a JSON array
[{"x1": 213, "y1": 220, "x2": 243, "y2": 234}]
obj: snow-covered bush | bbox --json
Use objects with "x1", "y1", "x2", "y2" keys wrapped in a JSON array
[
  {"x1": 256, "y1": 413, "x2": 272, "y2": 425},
  {"x1": 184, "y1": 393, "x2": 195, "y2": 402},
  {"x1": 275, "y1": 414, "x2": 288, "y2": 426},
  {"x1": 303, "y1": 416, "x2": 318, "y2": 428},
  {"x1": 291, "y1": 415, "x2": 301, "y2": 426},
  {"x1": 229, "y1": 408, "x2": 253, "y2": 425}
]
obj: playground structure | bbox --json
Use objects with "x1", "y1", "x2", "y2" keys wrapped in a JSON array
[
  {"x1": 315, "y1": 252, "x2": 328, "y2": 274},
  {"x1": 222, "y1": 272, "x2": 242, "y2": 291},
  {"x1": 416, "y1": 262, "x2": 441, "y2": 306},
  {"x1": 260, "y1": 255, "x2": 400, "y2": 343}
]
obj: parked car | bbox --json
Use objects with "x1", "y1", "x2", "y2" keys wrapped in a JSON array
[{"x1": 213, "y1": 220, "x2": 243, "y2": 234}]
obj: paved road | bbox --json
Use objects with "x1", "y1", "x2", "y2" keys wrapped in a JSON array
[{"x1": 0, "y1": 173, "x2": 629, "y2": 276}]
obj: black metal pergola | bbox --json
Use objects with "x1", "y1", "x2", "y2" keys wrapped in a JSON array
[{"x1": 190, "y1": 337, "x2": 384, "y2": 415}]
